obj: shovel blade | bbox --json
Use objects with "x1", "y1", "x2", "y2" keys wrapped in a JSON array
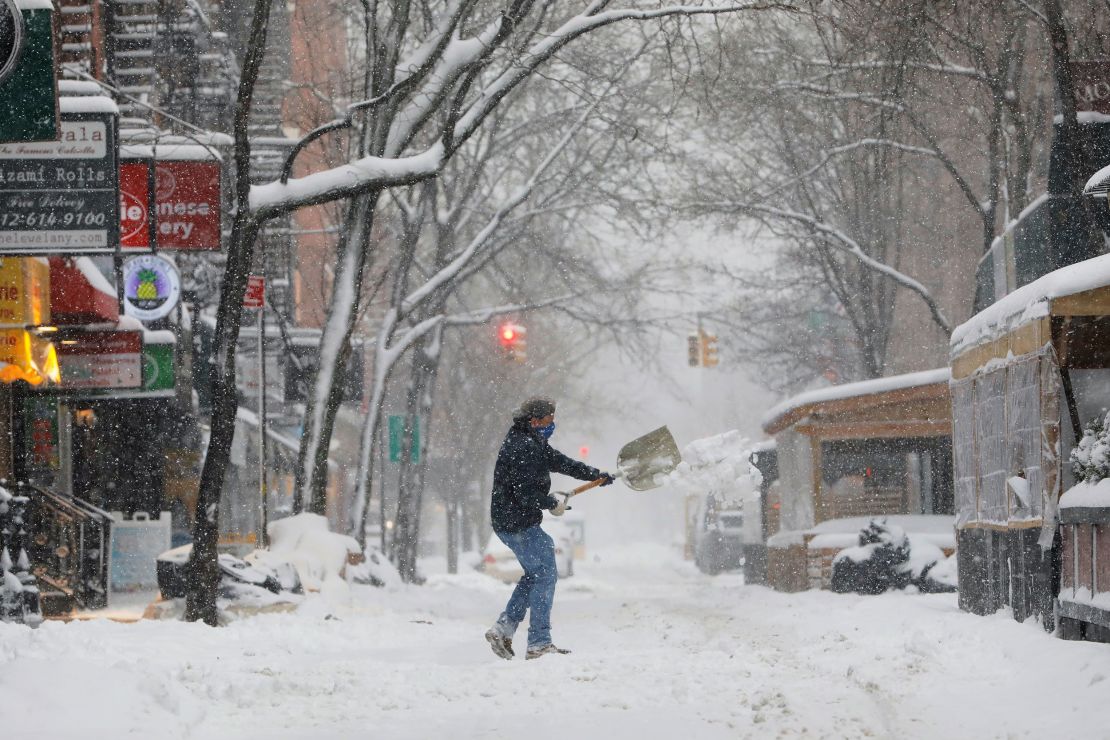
[{"x1": 617, "y1": 426, "x2": 681, "y2": 491}]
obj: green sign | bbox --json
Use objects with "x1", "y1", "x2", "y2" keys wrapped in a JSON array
[
  {"x1": 388, "y1": 415, "x2": 420, "y2": 463},
  {"x1": 0, "y1": 3, "x2": 57, "y2": 143},
  {"x1": 142, "y1": 343, "x2": 175, "y2": 392}
]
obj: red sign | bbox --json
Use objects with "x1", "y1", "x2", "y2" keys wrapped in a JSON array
[
  {"x1": 56, "y1": 331, "x2": 142, "y2": 389},
  {"x1": 155, "y1": 160, "x2": 221, "y2": 250},
  {"x1": 119, "y1": 160, "x2": 153, "y2": 251},
  {"x1": 243, "y1": 275, "x2": 265, "y2": 308}
]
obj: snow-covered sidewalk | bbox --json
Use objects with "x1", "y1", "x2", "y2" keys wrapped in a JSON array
[{"x1": 1, "y1": 543, "x2": 1108, "y2": 739}]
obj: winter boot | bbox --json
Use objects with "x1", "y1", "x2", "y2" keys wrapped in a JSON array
[
  {"x1": 525, "y1": 644, "x2": 571, "y2": 660},
  {"x1": 485, "y1": 628, "x2": 514, "y2": 660}
]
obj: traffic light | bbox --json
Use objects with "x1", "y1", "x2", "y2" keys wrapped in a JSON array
[
  {"x1": 498, "y1": 322, "x2": 527, "y2": 362},
  {"x1": 700, "y1": 332, "x2": 719, "y2": 367},
  {"x1": 687, "y1": 334, "x2": 700, "y2": 367}
]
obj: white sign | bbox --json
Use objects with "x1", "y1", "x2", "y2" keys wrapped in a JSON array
[
  {"x1": 0, "y1": 121, "x2": 108, "y2": 159},
  {"x1": 122, "y1": 254, "x2": 180, "y2": 321}
]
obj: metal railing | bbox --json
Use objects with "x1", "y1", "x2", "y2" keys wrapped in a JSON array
[{"x1": 20, "y1": 482, "x2": 113, "y2": 611}]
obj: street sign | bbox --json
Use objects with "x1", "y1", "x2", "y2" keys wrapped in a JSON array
[
  {"x1": 122, "y1": 254, "x2": 181, "y2": 321},
  {"x1": 0, "y1": 0, "x2": 56, "y2": 143},
  {"x1": 388, "y1": 415, "x2": 420, "y2": 463},
  {"x1": 0, "y1": 111, "x2": 120, "y2": 254},
  {"x1": 243, "y1": 274, "x2": 265, "y2": 308}
]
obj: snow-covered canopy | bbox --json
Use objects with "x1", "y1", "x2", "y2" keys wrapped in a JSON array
[
  {"x1": 950, "y1": 253, "x2": 1110, "y2": 356},
  {"x1": 762, "y1": 368, "x2": 950, "y2": 435}
]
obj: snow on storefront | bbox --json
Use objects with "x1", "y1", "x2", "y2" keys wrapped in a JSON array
[
  {"x1": 760, "y1": 370, "x2": 954, "y2": 592},
  {"x1": 950, "y1": 252, "x2": 1110, "y2": 634}
]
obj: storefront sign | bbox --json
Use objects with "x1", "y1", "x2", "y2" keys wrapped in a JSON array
[
  {"x1": 1072, "y1": 61, "x2": 1110, "y2": 115},
  {"x1": 122, "y1": 254, "x2": 180, "y2": 321},
  {"x1": 56, "y1": 330, "x2": 141, "y2": 389},
  {"x1": 0, "y1": 328, "x2": 57, "y2": 385},
  {"x1": 0, "y1": 0, "x2": 56, "y2": 143},
  {"x1": 0, "y1": 0, "x2": 25, "y2": 88},
  {"x1": 155, "y1": 159, "x2": 221, "y2": 250},
  {"x1": 0, "y1": 256, "x2": 48, "y2": 326},
  {"x1": 23, "y1": 395, "x2": 58, "y2": 476},
  {"x1": 120, "y1": 158, "x2": 155, "y2": 252},
  {"x1": 0, "y1": 113, "x2": 119, "y2": 253},
  {"x1": 142, "y1": 341, "x2": 174, "y2": 392}
]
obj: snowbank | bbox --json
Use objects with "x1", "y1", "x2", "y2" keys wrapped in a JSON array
[
  {"x1": 807, "y1": 515, "x2": 955, "y2": 550},
  {"x1": 1059, "y1": 479, "x2": 1110, "y2": 509},
  {"x1": 264, "y1": 513, "x2": 361, "y2": 594}
]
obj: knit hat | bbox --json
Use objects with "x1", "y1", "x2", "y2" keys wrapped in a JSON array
[{"x1": 514, "y1": 397, "x2": 556, "y2": 421}]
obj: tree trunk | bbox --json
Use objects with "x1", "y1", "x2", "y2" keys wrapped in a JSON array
[
  {"x1": 294, "y1": 190, "x2": 382, "y2": 515},
  {"x1": 392, "y1": 324, "x2": 442, "y2": 582},
  {"x1": 185, "y1": 0, "x2": 273, "y2": 626}
]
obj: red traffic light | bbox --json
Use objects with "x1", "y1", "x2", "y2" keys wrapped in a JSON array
[{"x1": 500, "y1": 326, "x2": 516, "y2": 343}]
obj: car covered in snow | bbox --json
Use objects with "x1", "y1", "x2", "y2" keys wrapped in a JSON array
[
  {"x1": 693, "y1": 492, "x2": 745, "y2": 575},
  {"x1": 479, "y1": 518, "x2": 575, "y2": 582}
]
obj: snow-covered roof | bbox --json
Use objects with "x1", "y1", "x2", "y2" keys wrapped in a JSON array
[
  {"x1": 1086, "y1": 161, "x2": 1110, "y2": 195},
  {"x1": 120, "y1": 144, "x2": 155, "y2": 159},
  {"x1": 761, "y1": 368, "x2": 950, "y2": 435},
  {"x1": 950, "y1": 253, "x2": 1110, "y2": 357},
  {"x1": 15, "y1": 0, "x2": 54, "y2": 10}
]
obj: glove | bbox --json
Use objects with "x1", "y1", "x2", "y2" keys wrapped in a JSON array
[
  {"x1": 598, "y1": 472, "x2": 616, "y2": 487},
  {"x1": 550, "y1": 493, "x2": 569, "y2": 516}
]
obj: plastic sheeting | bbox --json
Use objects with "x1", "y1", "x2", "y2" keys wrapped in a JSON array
[{"x1": 952, "y1": 347, "x2": 1061, "y2": 528}]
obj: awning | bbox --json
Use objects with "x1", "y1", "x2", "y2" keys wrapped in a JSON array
[
  {"x1": 49, "y1": 257, "x2": 119, "y2": 325},
  {"x1": 1085, "y1": 163, "x2": 1110, "y2": 196}
]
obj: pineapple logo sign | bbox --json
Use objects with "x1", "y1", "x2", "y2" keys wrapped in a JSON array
[{"x1": 122, "y1": 254, "x2": 180, "y2": 321}]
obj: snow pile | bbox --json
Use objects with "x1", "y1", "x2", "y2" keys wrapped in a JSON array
[
  {"x1": 1059, "y1": 479, "x2": 1110, "y2": 509},
  {"x1": 831, "y1": 519, "x2": 955, "y2": 595},
  {"x1": 263, "y1": 513, "x2": 362, "y2": 595},
  {"x1": 667, "y1": 430, "x2": 761, "y2": 504}
]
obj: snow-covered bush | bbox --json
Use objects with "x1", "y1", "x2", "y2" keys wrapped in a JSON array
[
  {"x1": 831, "y1": 519, "x2": 955, "y2": 595},
  {"x1": 1071, "y1": 410, "x2": 1110, "y2": 483}
]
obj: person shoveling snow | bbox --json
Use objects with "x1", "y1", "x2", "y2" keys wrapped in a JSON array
[{"x1": 484, "y1": 397, "x2": 614, "y2": 660}]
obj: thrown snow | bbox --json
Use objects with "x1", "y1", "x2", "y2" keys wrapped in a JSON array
[
  {"x1": 666, "y1": 430, "x2": 761, "y2": 504},
  {"x1": 1, "y1": 544, "x2": 1108, "y2": 739}
]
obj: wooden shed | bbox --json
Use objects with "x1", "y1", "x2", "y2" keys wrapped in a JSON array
[
  {"x1": 949, "y1": 252, "x2": 1110, "y2": 636},
  {"x1": 760, "y1": 370, "x2": 955, "y2": 592}
]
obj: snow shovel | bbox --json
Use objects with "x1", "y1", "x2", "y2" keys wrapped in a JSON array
[{"x1": 567, "y1": 426, "x2": 681, "y2": 498}]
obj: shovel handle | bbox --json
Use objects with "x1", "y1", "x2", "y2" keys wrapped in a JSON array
[{"x1": 569, "y1": 475, "x2": 616, "y2": 498}]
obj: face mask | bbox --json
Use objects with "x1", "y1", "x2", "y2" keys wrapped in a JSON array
[{"x1": 537, "y1": 422, "x2": 555, "y2": 440}]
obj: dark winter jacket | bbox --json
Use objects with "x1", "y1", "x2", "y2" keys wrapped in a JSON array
[{"x1": 490, "y1": 418, "x2": 601, "y2": 533}]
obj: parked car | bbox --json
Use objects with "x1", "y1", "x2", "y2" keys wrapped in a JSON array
[
  {"x1": 479, "y1": 518, "x2": 575, "y2": 582},
  {"x1": 694, "y1": 493, "x2": 745, "y2": 575}
]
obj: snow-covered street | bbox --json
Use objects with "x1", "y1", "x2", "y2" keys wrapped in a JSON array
[{"x1": 2, "y1": 543, "x2": 1108, "y2": 740}]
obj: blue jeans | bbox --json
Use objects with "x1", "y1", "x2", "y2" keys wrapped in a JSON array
[{"x1": 493, "y1": 525, "x2": 558, "y2": 649}]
